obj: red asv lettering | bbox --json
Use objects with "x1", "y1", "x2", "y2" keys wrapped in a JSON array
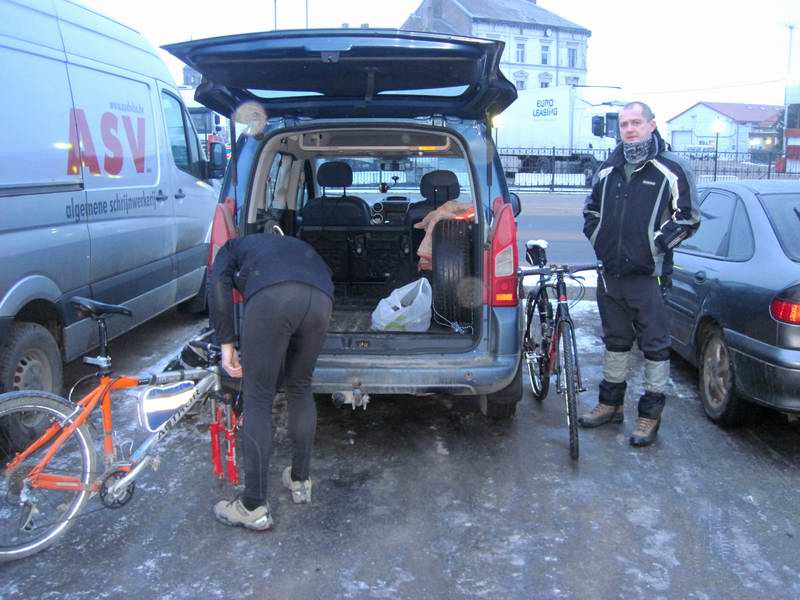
[
  {"x1": 101, "y1": 112, "x2": 123, "y2": 175},
  {"x1": 67, "y1": 108, "x2": 147, "y2": 176}
]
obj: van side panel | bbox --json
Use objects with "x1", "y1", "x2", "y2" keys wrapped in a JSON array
[
  {"x1": 0, "y1": 15, "x2": 91, "y2": 339},
  {"x1": 64, "y1": 59, "x2": 177, "y2": 341},
  {"x1": 53, "y1": 0, "x2": 173, "y2": 83}
]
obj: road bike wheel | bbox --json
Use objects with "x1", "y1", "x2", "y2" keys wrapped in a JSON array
[
  {"x1": 0, "y1": 391, "x2": 96, "y2": 562},
  {"x1": 523, "y1": 292, "x2": 551, "y2": 402},
  {"x1": 557, "y1": 321, "x2": 580, "y2": 460}
]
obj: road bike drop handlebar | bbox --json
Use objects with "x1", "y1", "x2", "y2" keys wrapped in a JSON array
[{"x1": 517, "y1": 261, "x2": 603, "y2": 279}]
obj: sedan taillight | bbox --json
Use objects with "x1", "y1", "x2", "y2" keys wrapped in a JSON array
[{"x1": 770, "y1": 284, "x2": 800, "y2": 324}]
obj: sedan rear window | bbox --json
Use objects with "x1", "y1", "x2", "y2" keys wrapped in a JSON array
[{"x1": 759, "y1": 194, "x2": 800, "y2": 262}]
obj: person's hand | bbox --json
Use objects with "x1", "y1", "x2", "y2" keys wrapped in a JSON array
[{"x1": 221, "y1": 343, "x2": 242, "y2": 378}]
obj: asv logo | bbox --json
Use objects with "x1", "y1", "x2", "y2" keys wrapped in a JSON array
[{"x1": 67, "y1": 108, "x2": 146, "y2": 176}]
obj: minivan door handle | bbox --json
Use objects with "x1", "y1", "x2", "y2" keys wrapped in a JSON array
[
  {"x1": 155, "y1": 190, "x2": 168, "y2": 202},
  {"x1": 174, "y1": 189, "x2": 186, "y2": 199},
  {"x1": 694, "y1": 270, "x2": 707, "y2": 283}
]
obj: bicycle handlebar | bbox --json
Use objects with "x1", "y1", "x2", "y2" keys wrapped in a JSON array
[{"x1": 517, "y1": 261, "x2": 603, "y2": 278}]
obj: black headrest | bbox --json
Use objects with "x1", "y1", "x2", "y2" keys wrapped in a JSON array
[
  {"x1": 317, "y1": 162, "x2": 353, "y2": 188},
  {"x1": 420, "y1": 170, "x2": 459, "y2": 202}
]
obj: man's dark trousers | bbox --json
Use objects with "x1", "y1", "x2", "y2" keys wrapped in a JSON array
[
  {"x1": 597, "y1": 274, "x2": 671, "y2": 419},
  {"x1": 239, "y1": 281, "x2": 332, "y2": 505}
]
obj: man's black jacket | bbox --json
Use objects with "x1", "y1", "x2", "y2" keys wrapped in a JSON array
[
  {"x1": 583, "y1": 129, "x2": 700, "y2": 277},
  {"x1": 209, "y1": 233, "x2": 333, "y2": 344}
]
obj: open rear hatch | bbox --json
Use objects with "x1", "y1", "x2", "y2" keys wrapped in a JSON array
[{"x1": 163, "y1": 29, "x2": 516, "y2": 119}]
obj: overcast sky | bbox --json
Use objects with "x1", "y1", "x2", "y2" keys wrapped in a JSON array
[{"x1": 82, "y1": 0, "x2": 800, "y2": 127}]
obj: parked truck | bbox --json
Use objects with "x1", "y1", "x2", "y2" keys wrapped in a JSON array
[
  {"x1": 495, "y1": 85, "x2": 624, "y2": 183},
  {"x1": 179, "y1": 87, "x2": 229, "y2": 158}
]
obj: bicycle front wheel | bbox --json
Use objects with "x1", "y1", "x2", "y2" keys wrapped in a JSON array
[
  {"x1": 0, "y1": 391, "x2": 96, "y2": 562},
  {"x1": 557, "y1": 321, "x2": 580, "y2": 460},
  {"x1": 524, "y1": 291, "x2": 551, "y2": 402}
]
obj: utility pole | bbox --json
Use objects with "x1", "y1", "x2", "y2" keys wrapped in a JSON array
[
  {"x1": 274, "y1": 0, "x2": 277, "y2": 30},
  {"x1": 789, "y1": 23, "x2": 796, "y2": 75},
  {"x1": 306, "y1": 0, "x2": 309, "y2": 29}
]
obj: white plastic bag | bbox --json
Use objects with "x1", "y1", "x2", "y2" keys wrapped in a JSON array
[{"x1": 370, "y1": 278, "x2": 432, "y2": 332}]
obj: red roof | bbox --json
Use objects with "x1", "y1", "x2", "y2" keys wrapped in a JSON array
[{"x1": 668, "y1": 102, "x2": 783, "y2": 125}]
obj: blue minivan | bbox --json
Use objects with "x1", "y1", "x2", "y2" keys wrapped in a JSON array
[{"x1": 166, "y1": 29, "x2": 525, "y2": 417}]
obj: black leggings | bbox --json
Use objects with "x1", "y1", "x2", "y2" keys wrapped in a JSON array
[{"x1": 239, "y1": 282, "x2": 332, "y2": 504}]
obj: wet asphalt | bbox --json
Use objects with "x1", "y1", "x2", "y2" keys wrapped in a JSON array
[{"x1": 2, "y1": 300, "x2": 799, "y2": 599}]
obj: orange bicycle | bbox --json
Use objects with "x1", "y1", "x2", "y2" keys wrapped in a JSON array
[{"x1": 0, "y1": 297, "x2": 236, "y2": 562}]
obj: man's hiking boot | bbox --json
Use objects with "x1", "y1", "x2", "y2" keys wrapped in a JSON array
[
  {"x1": 282, "y1": 466, "x2": 312, "y2": 504},
  {"x1": 578, "y1": 403, "x2": 624, "y2": 428},
  {"x1": 630, "y1": 417, "x2": 661, "y2": 447},
  {"x1": 214, "y1": 498, "x2": 273, "y2": 531}
]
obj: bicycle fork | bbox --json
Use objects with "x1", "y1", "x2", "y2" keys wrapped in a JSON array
[{"x1": 209, "y1": 393, "x2": 239, "y2": 486}]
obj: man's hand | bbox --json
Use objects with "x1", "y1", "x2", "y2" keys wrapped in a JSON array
[{"x1": 221, "y1": 343, "x2": 243, "y2": 378}]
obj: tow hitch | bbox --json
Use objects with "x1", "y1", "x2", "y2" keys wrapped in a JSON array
[{"x1": 332, "y1": 389, "x2": 370, "y2": 410}]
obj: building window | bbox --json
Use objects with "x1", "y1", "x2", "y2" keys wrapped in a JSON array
[
  {"x1": 540, "y1": 81, "x2": 550, "y2": 88},
  {"x1": 565, "y1": 76, "x2": 579, "y2": 86},
  {"x1": 538, "y1": 72, "x2": 553, "y2": 88},
  {"x1": 513, "y1": 70, "x2": 528, "y2": 91},
  {"x1": 568, "y1": 47, "x2": 577, "y2": 68},
  {"x1": 541, "y1": 45, "x2": 550, "y2": 65},
  {"x1": 516, "y1": 42, "x2": 526, "y2": 63}
]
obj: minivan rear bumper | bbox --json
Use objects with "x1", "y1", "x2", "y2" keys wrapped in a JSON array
[
  {"x1": 311, "y1": 351, "x2": 520, "y2": 396},
  {"x1": 727, "y1": 329, "x2": 800, "y2": 412}
]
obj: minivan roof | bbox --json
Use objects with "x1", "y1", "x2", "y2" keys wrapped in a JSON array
[{"x1": 163, "y1": 29, "x2": 517, "y2": 120}]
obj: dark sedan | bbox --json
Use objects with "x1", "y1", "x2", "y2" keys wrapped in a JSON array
[{"x1": 666, "y1": 180, "x2": 800, "y2": 426}]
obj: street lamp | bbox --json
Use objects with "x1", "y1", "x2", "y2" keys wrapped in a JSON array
[
  {"x1": 492, "y1": 113, "x2": 504, "y2": 148},
  {"x1": 712, "y1": 119, "x2": 725, "y2": 181}
]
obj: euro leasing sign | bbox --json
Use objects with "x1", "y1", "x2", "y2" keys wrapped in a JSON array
[{"x1": 532, "y1": 97, "x2": 558, "y2": 120}]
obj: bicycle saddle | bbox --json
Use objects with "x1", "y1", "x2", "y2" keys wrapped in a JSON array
[{"x1": 71, "y1": 296, "x2": 133, "y2": 318}]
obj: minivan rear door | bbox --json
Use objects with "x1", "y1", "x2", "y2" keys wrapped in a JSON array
[{"x1": 163, "y1": 29, "x2": 517, "y2": 120}]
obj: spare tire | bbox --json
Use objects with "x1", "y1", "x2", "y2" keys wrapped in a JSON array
[{"x1": 432, "y1": 219, "x2": 473, "y2": 323}]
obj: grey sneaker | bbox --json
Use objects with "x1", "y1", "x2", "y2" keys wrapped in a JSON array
[
  {"x1": 213, "y1": 498, "x2": 273, "y2": 531},
  {"x1": 282, "y1": 466, "x2": 312, "y2": 504},
  {"x1": 578, "y1": 403, "x2": 624, "y2": 428}
]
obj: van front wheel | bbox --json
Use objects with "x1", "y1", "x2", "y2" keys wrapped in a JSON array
[{"x1": 0, "y1": 323, "x2": 63, "y2": 394}]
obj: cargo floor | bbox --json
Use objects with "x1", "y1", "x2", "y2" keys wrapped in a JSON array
[{"x1": 328, "y1": 308, "x2": 460, "y2": 334}]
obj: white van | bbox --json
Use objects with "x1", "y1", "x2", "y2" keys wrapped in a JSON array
[{"x1": 0, "y1": 0, "x2": 224, "y2": 394}]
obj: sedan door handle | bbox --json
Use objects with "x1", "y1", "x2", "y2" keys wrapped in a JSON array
[
  {"x1": 174, "y1": 189, "x2": 186, "y2": 199},
  {"x1": 694, "y1": 270, "x2": 707, "y2": 283}
]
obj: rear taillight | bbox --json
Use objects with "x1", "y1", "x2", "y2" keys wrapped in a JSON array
[
  {"x1": 209, "y1": 196, "x2": 242, "y2": 304},
  {"x1": 771, "y1": 285, "x2": 800, "y2": 324},
  {"x1": 489, "y1": 200, "x2": 518, "y2": 307}
]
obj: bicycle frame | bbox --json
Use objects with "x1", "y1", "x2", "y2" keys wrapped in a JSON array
[
  {"x1": 529, "y1": 271, "x2": 584, "y2": 392},
  {"x1": 7, "y1": 368, "x2": 218, "y2": 495}
]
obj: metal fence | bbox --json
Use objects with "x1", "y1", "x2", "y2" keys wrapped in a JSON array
[{"x1": 498, "y1": 147, "x2": 800, "y2": 191}]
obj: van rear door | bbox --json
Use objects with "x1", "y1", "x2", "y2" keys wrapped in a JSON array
[{"x1": 163, "y1": 29, "x2": 517, "y2": 120}]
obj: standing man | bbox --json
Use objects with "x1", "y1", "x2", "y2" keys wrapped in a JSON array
[
  {"x1": 209, "y1": 232, "x2": 333, "y2": 530},
  {"x1": 580, "y1": 101, "x2": 700, "y2": 446}
]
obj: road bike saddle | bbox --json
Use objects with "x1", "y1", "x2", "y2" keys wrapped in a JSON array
[{"x1": 70, "y1": 296, "x2": 133, "y2": 319}]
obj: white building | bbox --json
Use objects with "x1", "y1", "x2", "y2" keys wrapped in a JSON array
[
  {"x1": 667, "y1": 102, "x2": 783, "y2": 154},
  {"x1": 401, "y1": 0, "x2": 590, "y2": 91}
]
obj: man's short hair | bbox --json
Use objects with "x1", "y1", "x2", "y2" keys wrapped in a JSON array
[{"x1": 622, "y1": 101, "x2": 655, "y2": 121}]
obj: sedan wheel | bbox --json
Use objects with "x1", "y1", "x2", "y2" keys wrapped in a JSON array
[{"x1": 699, "y1": 327, "x2": 749, "y2": 427}]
